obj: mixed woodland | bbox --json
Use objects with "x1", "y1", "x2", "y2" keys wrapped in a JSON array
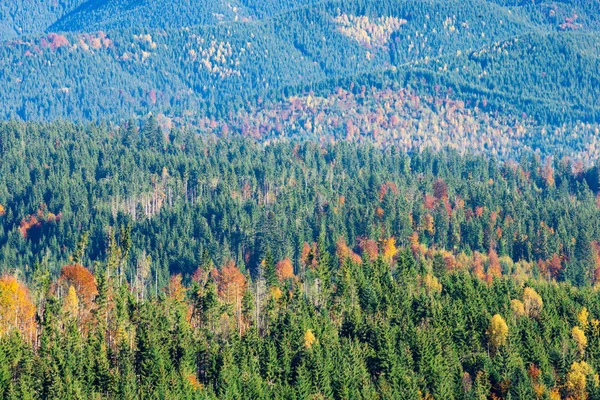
[
  {"x1": 2, "y1": 0, "x2": 600, "y2": 399},
  {"x1": 0, "y1": 121, "x2": 600, "y2": 398}
]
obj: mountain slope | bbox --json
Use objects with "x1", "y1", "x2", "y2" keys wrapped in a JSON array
[
  {"x1": 0, "y1": 0, "x2": 540, "y2": 120},
  {"x1": 0, "y1": 0, "x2": 86, "y2": 40},
  {"x1": 1, "y1": 0, "x2": 600, "y2": 161},
  {"x1": 50, "y1": 0, "x2": 254, "y2": 32}
]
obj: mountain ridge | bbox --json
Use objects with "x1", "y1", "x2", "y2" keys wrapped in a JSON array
[{"x1": 1, "y1": 0, "x2": 600, "y2": 161}]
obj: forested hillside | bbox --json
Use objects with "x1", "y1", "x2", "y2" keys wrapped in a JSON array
[
  {"x1": 2, "y1": 0, "x2": 600, "y2": 398},
  {"x1": 1, "y1": 121, "x2": 600, "y2": 398},
  {"x1": 0, "y1": 0, "x2": 85, "y2": 40},
  {"x1": 3, "y1": 120, "x2": 600, "y2": 286},
  {"x1": 1, "y1": 0, "x2": 600, "y2": 161}
]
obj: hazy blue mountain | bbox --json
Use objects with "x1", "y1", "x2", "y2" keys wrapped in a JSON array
[{"x1": 1, "y1": 0, "x2": 600, "y2": 157}]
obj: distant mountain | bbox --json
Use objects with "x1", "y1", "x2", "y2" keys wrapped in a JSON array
[
  {"x1": 1, "y1": 0, "x2": 600, "y2": 159},
  {"x1": 50, "y1": 0, "x2": 254, "y2": 32},
  {"x1": 0, "y1": 0, "x2": 86, "y2": 40},
  {"x1": 50, "y1": 0, "x2": 322, "y2": 32}
]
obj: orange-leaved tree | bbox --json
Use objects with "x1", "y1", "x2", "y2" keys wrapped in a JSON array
[
  {"x1": 335, "y1": 237, "x2": 362, "y2": 265},
  {"x1": 276, "y1": 258, "x2": 295, "y2": 282},
  {"x1": 211, "y1": 260, "x2": 247, "y2": 311},
  {"x1": 167, "y1": 274, "x2": 187, "y2": 302},
  {"x1": 433, "y1": 178, "x2": 448, "y2": 200},
  {"x1": 487, "y1": 249, "x2": 502, "y2": 279},
  {"x1": 59, "y1": 264, "x2": 98, "y2": 305},
  {"x1": 358, "y1": 238, "x2": 379, "y2": 261},
  {"x1": 211, "y1": 260, "x2": 247, "y2": 333},
  {"x1": 300, "y1": 242, "x2": 318, "y2": 271},
  {"x1": 58, "y1": 264, "x2": 98, "y2": 323}
]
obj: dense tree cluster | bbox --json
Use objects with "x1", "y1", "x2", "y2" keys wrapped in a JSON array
[
  {"x1": 2, "y1": 1, "x2": 600, "y2": 397},
  {"x1": 0, "y1": 0, "x2": 84, "y2": 40},
  {"x1": 2, "y1": 232, "x2": 600, "y2": 398},
  {"x1": 1, "y1": 0, "x2": 600, "y2": 148},
  {"x1": 3, "y1": 120, "x2": 600, "y2": 288}
]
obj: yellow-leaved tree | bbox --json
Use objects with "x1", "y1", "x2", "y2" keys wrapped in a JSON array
[
  {"x1": 304, "y1": 329, "x2": 316, "y2": 349},
  {"x1": 566, "y1": 361, "x2": 598, "y2": 400},
  {"x1": 382, "y1": 237, "x2": 398, "y2": 261},
  {"x1": 577, "y1": 307, "x2": 589, "y2": 331},
  {"x1": 0, "y1": 275, "x2": 36, "y2": 342},
  {"x1": 523, "y1": 287, "x2": 543, "y2": 318},
  {"x1": 510, "y1": 299, "x2": 525, "y2": 318},
  {"x1": 487, "y1": 314, "x2": 508, "y2": 351},
  {"x1": 63, "y1": 285, "x2": 79, "y2": 317},
  {"x1": 572, "y1": 326, "x2": 587, "y2": 357},
  {"x1": 423, "y1": 273, "x2": 442, "y2": 295},
  {"x1": 58, "y1": 264, "x2": 98, "y2": 325}
]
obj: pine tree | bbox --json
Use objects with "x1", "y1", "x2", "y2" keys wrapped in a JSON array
[
  {"x1": 122, "y1": 118, "x2": 138, "y2": 148},
  {"x1": 263, "y1": 249, "x2": 277, "y2": 289}
]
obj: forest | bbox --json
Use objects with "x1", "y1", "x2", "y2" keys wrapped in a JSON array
[
  {"x1": 1, "y1": 0, "x2": 600, "y2": 135},
  {"x1": 0, "y1": 120, "x2": 600, "y2": 398},
  {"x1": 2, "y1": 0, "x2": 600, "y2": 398}
]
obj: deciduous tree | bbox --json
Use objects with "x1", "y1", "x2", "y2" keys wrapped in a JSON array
[
  {"x1": 487, "y1": 314, "x2": 508, "y2": 351},
  {"x1": 0, "y1": 275, "x2": 35, "y2": 342},
  {"x1": 523, "y1": 287, "x2": 543, "y2": 318}
]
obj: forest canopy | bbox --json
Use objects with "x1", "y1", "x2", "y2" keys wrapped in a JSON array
[
  {"x1": 2, "y1": 0, "x2": 600, "y2": 398},
  {"x1": 0, "y1": 120, "x2": 599, "y2": 397}
]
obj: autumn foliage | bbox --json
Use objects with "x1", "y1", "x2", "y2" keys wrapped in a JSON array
[
  {"x1": 335, "y1": 237, "x2": 362, "y2": 265},
  {"x1": 19, "y1": 206, "x2": 62, "y2": 238},
  {"x1": 472, "y1": 252, "x2": 486, "y2": 281},
  {"x1": 511, "y1": 299, "x2": 526, "y2": 318},
  {"x1": 43, "y1": 33, "x2": 70, "y2": 51},
  {"x1": 423, "y1": 194, "x2": 437, "y2": 210},
  {"x1": 487, "y1": 314, "x2": 508, "y2": 350},
  {"x1": 592, "y1": 242, "x2": 600, "y2": 284},
  {"x1": 59, "y1": 264, "x2": 98, "y2": 307},
  {"x1": 63, "y1": 285, "x2": 79, "y2": 317},
  {"x1": 382, "y1": 237, "x2": 398, "y2": 261},
  {"x1": 19, "y1": 215, "x2": 42, "y2": 238},
  {"x1": 541, "y1": 158, "x2": 555, "y2": 188},
  {"x1": 0, "y1": 275, "x2": 36, "y2": 341},
  {"x1": 487, "y1": 249, "x2": 502, "y2": 279},
  {"x1": 358, "y1": 237, "x2": 379, "y2": 261},
  {"x1": 275, "y1": 258, "x2": 295, "y2": 281},
  {"x1": 300, "y1": 242, "x2": 318, "y2": 270},
  {"x1": 572, "y1": 326, "x2": 587, "y2": 357},
  {"x1": 304, "y1": 329, "x2": 316, "y2": 349},
  {"x1": 565, "y1": 361, "x2": 597, "y2": 400},
  {"x1": 548, "y1": 253, "x2": 563, "y2": 280},
  {"x1": 379, "y1": 181, "x2": 399, "y2": 201},
  {"x1": 433, "y1": 178, "x2": 448, "y2": 200},
  {"x1": 523, "y1": 287, "x2": 543, "y2": 318},
  {"x1": 211, "y1": 260, "x2": 247, "y2": 308},
  {"x1": 167, "y1": 274, "x2": 187, "y2": 302}
]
